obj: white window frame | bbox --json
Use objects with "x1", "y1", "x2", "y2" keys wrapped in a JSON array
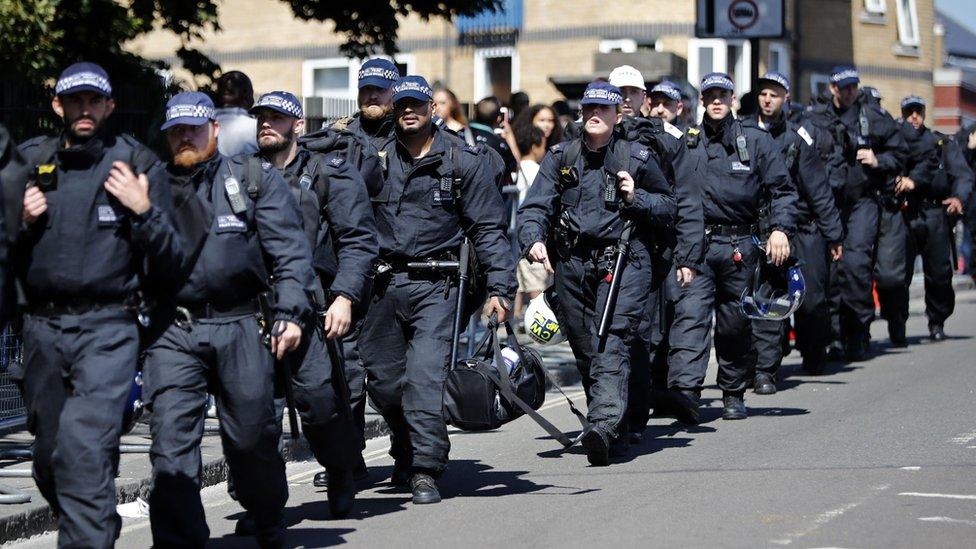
[
  {"x1": 810, "y1": 73, "x2": 831, "y2": 98},
  {"x1": 302, "y1": 54, "x2": 417, "y2": 99},
  {"x1": 895, "y1": 0, "x2": 920, "y2": 46},
  {"x1": 688, "y1": 38, "x2": 752, "y2": 93},
  {"x1": 599, "y1": 39, "x2": 638, "y2": 54},
  {"x1": 864, "y1": 0, "x2": 887, "y2": 14},
  {"x1": 767, "y1": 42, "x2": 791, "y2": 81},
  {"x1": 302, "y1": 58, "x2": 357, "y2": 99},
  {"x1": 474, "y1": 47, "x2": 520, "y2": 101}
]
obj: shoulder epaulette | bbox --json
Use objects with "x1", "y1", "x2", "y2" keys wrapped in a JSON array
[
  {"x1": 796, "y1": 126, "x2": 814, "y2": 146},
  {"x1": 663, "y1": 122, "x2": 683, "y2": 139}
]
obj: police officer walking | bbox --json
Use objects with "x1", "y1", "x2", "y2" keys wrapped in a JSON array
[
  {"x1": 647, "y1": 81, "x2": 688, "y2": 131},
  {"x1": 358, "y1": 76, "x2": 515, "y2": 504},
  {"x1": 519, "y1": 81, "x2": 675, "y2": 464},
  {"x1": 808, "y1": 66, "x2": 907, "y2": 361},
  {"x1": 878, "y1": 96, "x2": 972, "y2": 342},
  {"x1": 144, "y1": 92, "x2": 314, "y2": 547},
  {"x1": 745, "y1": 72, "x2": 844, "y2": 382},
  {"x1": 604, "y1": 66, "x2": 704, "y2": 442},
  {"x1": 251, "y1": 91, "x2": 379, "y2": 514},
  {"x1": 13, "y1": 63, "x2": 184, "y2": 548},
  {"x1": 667, "y1": 73, "x2": 797, "y2": 422}
]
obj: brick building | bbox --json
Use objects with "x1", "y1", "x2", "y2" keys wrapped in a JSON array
[{"x1": 131, "y1": 0, "x2": 940, "y2": 118}]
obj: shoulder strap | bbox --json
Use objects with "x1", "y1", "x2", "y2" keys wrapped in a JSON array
[
  {"x1": 480, "y1": 321, "x2": 590, "y2": 449},
  {"x1": 561, "y1": 139, "x2": 582, "y2": 171},
  {"x1": 246, "y1": 156, "x2": 262, "y2": 198}
]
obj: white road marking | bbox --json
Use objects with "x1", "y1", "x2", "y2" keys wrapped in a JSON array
[
  {"x1": 899, "y1": 492, "x2": 976, "y2": 501},
  {"x1": 900, "y1": 466, "x2": 921, "y2": 471},
  {"x1": 949, "y1": 431, "x2": 976, "y2": 445},
  {"x1": 769, "y1": 500, "x2": 866, "y2": 545},
  {"x1": 918, "y1": 516, "x2": 976, "y2": 527}
]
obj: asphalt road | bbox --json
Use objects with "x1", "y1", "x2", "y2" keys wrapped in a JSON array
[{"x1": 11, "y1": 289, "x2": 976, "y2": 548}]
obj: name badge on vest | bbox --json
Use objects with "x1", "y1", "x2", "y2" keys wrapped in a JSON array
[
  {"x1": 97, "y1": 205, "x2": 118, "y2": 227},
  {"x1": 216, "y1": 214, "x2": 247, "y2": 233},
  {"x1": 433, "y1": 178, "x2": 455, "y2": 205},
  {"x1": 730, "y1": 161, "x2": 751, "y2": 173}
]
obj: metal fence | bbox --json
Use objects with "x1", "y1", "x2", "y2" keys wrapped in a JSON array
[{"x1": 0, "y1": 329, "x2": 24, "y2": 426}]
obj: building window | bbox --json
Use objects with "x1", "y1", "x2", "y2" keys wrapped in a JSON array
[
  {"x1": 810, "y1": 73, "x2": 831, "y2": 99},
  {"x1": 895, "y1": 0, "x2": 920, "y2": 46},
  {"x1": 864, "y1": 0, "x2": 886, "y2": 14},
  {"x1": 688, "y1": 39, "x2": 753, "y2": 94},
  {"x1": 474, "y1": 47, "x2": 519, "y2": 102},
  {"x1": 301, "y1": 55, "x2": 416, "y2": 100},
  {"x1": 302, "y1": 58, "x2": 357, "y2": 99},
  {"x1": 599, "y1": 39, "x2": 638, "y2": 54},
  {"x1": 767, "y1": 43, "x2": 791, "y2": 81}
]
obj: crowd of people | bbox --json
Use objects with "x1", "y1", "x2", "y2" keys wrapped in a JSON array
[{"x1": 0, "y1": 55, "x2": 974, "y2": 549}]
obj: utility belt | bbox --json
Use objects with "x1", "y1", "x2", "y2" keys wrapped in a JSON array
[
  {"x1": 375, "y1": 252, "x2": 461, "y2": 275},
  {"x1": 915, "y1": 197, "x2": 947, "y2": 210},
  {"x1": 173, "y1": 300, "x2": 257, "y2": 329},
  {"x1": 26, "y1": 298, "x2": 128, "y2": 317},
  {"x1": 705, "y1": 223, "x2": 759, "y2": 239},
  {"x1": 877, "y1": 190, "x2": 907, "y2": 212}
]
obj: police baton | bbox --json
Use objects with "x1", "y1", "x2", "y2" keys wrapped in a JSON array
[
  {"x1": 598, "y1": 221, "x2": 635, "y2": 352},
  {"x1": 258, "y1": 293, "x2": 300, "y2": 439},
  {"x1": 450, "y1": 238, "x2": 472, "y2": 367}
]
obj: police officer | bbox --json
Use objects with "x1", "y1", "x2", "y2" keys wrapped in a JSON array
[
  {"x1": 604, "y1": 66, "x2": 704, "y2": 441},
  {"x1": 954, "y1": 123, "x2": 976, "y2": 282},
  {"x1": 251, "y1": 91, "x2": 379, "y2": 513},
  {"x1": 879, "y1": 96, "x2": 972, "y2": 342},
  {"x1": 359, "y1": 76, "x2": 516, "y2": 504},
  {"x1": 875, "y1": 96, "x2": 941, "y2": 346},
  {"x1": 13, "y1": 63, "x2": 184, "y2": 548},
  {"x1": 808, "y1": 66, "x2": 907, "y2": 361},
  {"x1": 519, "y1": 81, "x2": 675, "y2": 464},
  {"x1": 647, "y1": 81, "x2": 688, "y2": 131},
  {"x1": 667, "y1": 72, "x2": 797, "y2": 422},
  {"x1": 144, "y1": 92, "x2": 314, "y2": 547},
  {"x1": 333, "y1": 58, "x2": 399, "y2": 144},
  {"x1": 745, "y1": 72, "x2": 844, "y2": 383}
]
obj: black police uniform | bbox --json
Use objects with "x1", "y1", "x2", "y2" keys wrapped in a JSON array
[
  {"x1": 143, "y1": 152, "x2": 314, "y2": 546},
  {"x1": 300, "y1": 125, "x2": 385, "y2": 198},
  {"x1": 667, "y1": 115, "x2": 797, "y2": 400},
  {"x1": 743, "y1": 115, "x2": 844, "y2": 375},
  {"x1": 808, "y1": 97, "x2": 907, "y2": 358},
  {"x1": 518, "y1": 132, "x2": 675, "y2": 444},
  {"x1": 880, "y1": 127, "x2": 972, "y2": 337},
  {"x1": 954, "y1": 126, "x2": 976, "y2": 281},
  {"x1": 14, "y1": 132, "x2": 183, "y2": 548},
  {"x1": 275, "y1": 147, "x2": 378, "y2": 469},
  {"x1": 615, "y1": 116, "x2": 704, "y2": 435},
  {"x1": 360, "y1": 124, "x2": 516, "y2": 476},
  {"x1": 337, "y1": 111, "x2": 395, "y2": 146},
  {"x1": 875, "y1": 122, "x2": 940, "y2": 342}
]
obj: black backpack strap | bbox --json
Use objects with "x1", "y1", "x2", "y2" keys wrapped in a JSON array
[
  {"x1": 246, "y1": 156, "x2": 262, "y2": 199},
  {"x1": 482, "y1": 320, "x2": 590, "y2": 449}
]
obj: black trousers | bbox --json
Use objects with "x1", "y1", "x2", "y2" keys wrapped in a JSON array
[
  {"x1": 17, "y1": 307, "x2": 138, "y2": 549},
  {"x1": 626, "y1": 256, "x2": 672, "y2": 435},
  {"x1": 668, "y1": 236, "x2": 760, "y2": 394},
  {"x1": 877, "y1": 205, "x2": 956, "y2": 328},
  {"x1": 830, "y1": 196, "x2": 880, "y2": 342},
  {"x1": 144, "y1": 315, "x2": 287, "y2": 547},
  {"x1": 359, "y1": 273, "x2": 455, "y2": 475},
  {"x1": 278, "y1": 327, "x2": 361, "y2": 471},
  {"x1": 552, "y1": 243, "x2": 652, "y2": 438},
  {"x1": 876, "y1": 205, "x2": 910, "y2": 326},
  {"x1": 753, "y1": 226, "x2": 832, "y2": 373}
]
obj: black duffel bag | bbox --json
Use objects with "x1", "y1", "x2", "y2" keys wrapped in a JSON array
[{"x1": 444, "y1": 319, "x2": 589, "y2": 448}]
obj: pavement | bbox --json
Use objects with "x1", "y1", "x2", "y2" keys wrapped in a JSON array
[{"x1": 3, "y1": 278, "x2": 976, "y2": 547}]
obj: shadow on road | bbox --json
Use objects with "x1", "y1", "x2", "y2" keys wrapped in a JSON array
[
  {"x1": 439, "y1": 458, "x2": 596, "y2": 498},
  {"x1": 208, "y1": 527, "x2": 355, "y2": 548}
]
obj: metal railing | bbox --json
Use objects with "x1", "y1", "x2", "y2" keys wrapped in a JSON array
[{"x1": 0, "y1": 329, "x2": 24, "y2": 429}]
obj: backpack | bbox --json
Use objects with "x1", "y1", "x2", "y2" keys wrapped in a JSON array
[
  {"x1": 444, "y1": 320, "x2": 590, "y2": 448},
  {"x1": 299, "y1": 127, "x2": 384, "y2": 197}
]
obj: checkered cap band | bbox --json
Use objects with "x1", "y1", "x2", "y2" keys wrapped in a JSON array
[
  {"x1": 255, "y1": 94, "x2": 303, "y2": 118},
  {"x1": 393, "y1": 80, "x2": 433, "y2": 98},
  {"x1": 831, "y1": 69, "x2": 859, "y2": 83},
  {"x1": 650, "y1": 83, "x2": 681, "y2": 101},
  {"x1": 165, "y1": 104, "x2": 216, "y2": 122},
  {"x1": 55, "y1": 72, "x2": 112, "y2": 96},
  {"x1": 583, "y1": 87, "x2": 622, "y2": 104},
  {"x1": 358, "y1": 66, "x2": 399, "y2": 82}
]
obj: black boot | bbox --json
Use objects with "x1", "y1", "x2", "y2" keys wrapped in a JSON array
[
  {"x1": 668, "y1": 389, "x2": 701, "y2": 425},
  {"x1": 888, "y1": 321, "x2": 907, "y2": 347},
  {"x1": 722, "y1": 392, "x2": 747, "y2": 420},
  {"x1": 826, "y1": 340, "x2": 845, "y2": 362},
  {"x1": 313, "y1": 459, "x2": 369, "y2": 487},
  {"x1": 327, "y1": 468, "x2": 356, "y2": 519},
  {"x1": 255, "y1": 520, "x2": 286, "y2": 549},
  {"x1": 753, "y1": 372, "x2": 777, "y2": 395},
  {"x1": 410, "y1": 473, "x2": 441, "y2": 504},
  {"x1": 391, "y1": 461, "x2": 412, "y2": 488},
  {"x1": 929, "y1": 323, "x2": 947, "y2": 342},
  {"x1": 802, "y1": 347, "x2": 826, "y2": 375},
  {"x1": 845, "y1": 334, "x2": 870, "y2": 362},
  {"x1": 581, "y1": 427, "x2": 610, "y2": 466}
]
